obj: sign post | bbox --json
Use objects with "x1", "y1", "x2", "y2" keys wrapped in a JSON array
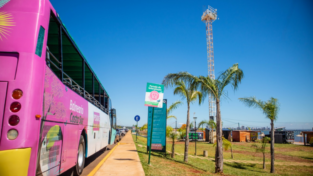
[
  {"x1": 134, "y1": 115, "x2": 140, "y2": 142},
  {"x1": 145, "y1": 82, "x2": 164, "y2": 165}
]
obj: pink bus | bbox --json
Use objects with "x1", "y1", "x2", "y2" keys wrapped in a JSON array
[{"x1": 0, "y1": 0, "x2": 117, "y2": 175}]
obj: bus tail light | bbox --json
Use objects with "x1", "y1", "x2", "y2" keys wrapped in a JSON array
[
  {"x1": 12, "y1": 89, "x2": 23, "y2": 99},
  {"x1": 7, "y1": 129, "x2": 18, "y2": 140},
  {"x1": 9, "y1": 115, "x2": 20, "y2": 126},
  {"x1": 10, "y1": 102, "x2": 21, "y2": 112}
]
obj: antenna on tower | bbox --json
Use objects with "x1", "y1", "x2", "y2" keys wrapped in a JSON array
[{"x1": 202, "y1": 5, "x2": 217, "y2": 122}]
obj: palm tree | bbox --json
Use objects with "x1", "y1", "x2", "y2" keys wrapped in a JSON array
[
  {"x1": 162, "y1": 80, "x2": 202, "y2": 162},
  {"x1": 239, "y1": 97, "x2": 279, "y2": 173},
  {"x1": 252, "y1": 136, "x2": 271, "y2": 169},
  {"x1": 162, "y1": 63, "x2": 244, "y2": 173},
  {"x1": 167, "y1": 101, "x2": 182, "y2": 119},
  {"x1": 169, "y1": 131, "x2": 179, "y2": 158}
]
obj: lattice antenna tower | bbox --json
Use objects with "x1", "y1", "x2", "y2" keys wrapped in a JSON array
[{"x1": 201, "y1": 5, "x2": 217, "y2": 121}]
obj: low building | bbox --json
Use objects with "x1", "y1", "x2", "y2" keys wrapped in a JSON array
[
  {"x1": 232, "y1": 131, "x2": 250, "y2": 142},
  {"x1": 232, "y1": 131, "x2": 259, "y2": 142},
  {"x1": 205, "y1": 128, "x2": 216, "y2": 143},
  {"x1": 302, "y1": 131, "x2": 313, "y2": 146},
  {"x1": 269, "y1": 131, "x2": 294, "y2": 143}
]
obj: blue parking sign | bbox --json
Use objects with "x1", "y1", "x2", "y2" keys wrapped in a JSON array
[{"x1": 134, "y1": 115, "x2": 140, "y2": 122}]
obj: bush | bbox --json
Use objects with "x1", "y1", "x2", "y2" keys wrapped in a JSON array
[
  {"x1": 166, "y1": 126, "x2": 173, "y2": 137},
  {"x1": 177, "y1": 128, "x2": 186, "y2": 140},
  {"x1": 309, "y1": 137, "x2": 313, "y2": 146}
]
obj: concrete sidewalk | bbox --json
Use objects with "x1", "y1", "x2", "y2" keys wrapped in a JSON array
[{"x1": 94, "y1": 132, "x2": 145, "y2": 176}]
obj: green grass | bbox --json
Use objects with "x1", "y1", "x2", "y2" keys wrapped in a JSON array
[{"x1": 133, "y1": 135, "x2": 313, "y2": 176}]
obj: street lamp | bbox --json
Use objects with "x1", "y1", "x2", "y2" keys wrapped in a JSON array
[{"x1": 193, "y1": 117, "x2": 197, "y2": 156}]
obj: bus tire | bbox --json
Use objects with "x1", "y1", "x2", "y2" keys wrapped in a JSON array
[{"x1": 74, "y1": 135, "x2": 85, "y2": 175}]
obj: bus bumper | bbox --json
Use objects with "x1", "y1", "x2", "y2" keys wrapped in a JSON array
[{"x1": 0, "y1": 148, "x2": 31, "y2": 176}]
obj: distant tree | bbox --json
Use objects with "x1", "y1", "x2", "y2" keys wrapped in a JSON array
[
  {"x1": 140, "y1": 123, "x2": 148, "y2": 131},
  {"x1": 239, "y1": 97, "x2": 279, "y2": 173},
  {"x1": 167, "y1": 101, "x2": 182, "y2": 120},
  {"x1": 177, "y1": 128, "x2": 186, "y2": 140},
  {"x1": 180, "y1": 124, "x2": 186, "y2": 130},
  {"x1": 189, "y1": 122, "x2": 194, "y2": 129},
  {"x1": 169, "y1": 131, "x2": 179, "y2": 158},
  {"x1": 252, "y1": 137, "x2": 271, "y2": 169}
]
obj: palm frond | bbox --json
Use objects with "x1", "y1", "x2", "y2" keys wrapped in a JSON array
[
  {"x1": 167, "y1": 100, "x2": 183, "y2": 115},
  {"x1": 208, "y1": 119, "x2": 217, "y2": 129},
  {"x1": 269, "y1": 97, "x2": 279, "y2": 121},
  {"x1": 239, "y1": 97, "x2": 279, "y2": 121},
  {"x1": 167, "y1": 115, "x2": 177, "y2": 120},
  {"x1": 239, "y1": 97, "x2": 265, "y2": 109},
  {"x1": 162, "y1": 72, "x2": 199, "y2": 88},
  {"x1": 218, "y1": 63, "x2": 244, "y2": 94},
  {"x1": 198, "y1": 120, "x2": 209, "y2": 129},
  {"x1": 173, "y1": 86, "x2": 188, "y2": 100},
  {"x1": 198, "y1": 76, "x2": 218, "y2": 99},
  {"x1": 190, "y1": 91, "x2": 203, "y2": 105}
]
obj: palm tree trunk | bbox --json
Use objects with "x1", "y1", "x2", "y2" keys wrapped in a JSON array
[
  {"x1": 263, "y1": 152, "x2": 266, "y2": 169},
  {"x1": 270, "y1": 120, "x2": 275, "y2": 173},
  {"x1": 215, "y1": 99, "x2": 223, "y2": 173},
  {"x1": 172, "y1": 139, "x2": 175, "y2": 158},
  {"x1": 184, "y1": 103, "x2": 190, "y2": 162}
]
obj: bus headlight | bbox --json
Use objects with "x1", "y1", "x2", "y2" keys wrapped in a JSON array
[{"x1": 7, "y1": 129, "x2": 18, "y2": 140}]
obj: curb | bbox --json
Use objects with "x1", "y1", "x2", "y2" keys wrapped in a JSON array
[{"x1": 87, "y1": 143, "x2": 119, "y2": 176}]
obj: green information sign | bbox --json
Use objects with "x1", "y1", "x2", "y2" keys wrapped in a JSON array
[
  {"x1": 147, "y1": 100, "x2": 167, "y2": 152},
  {"x1": 144, "y1": 83, "x2": 164, "y2": 108}
]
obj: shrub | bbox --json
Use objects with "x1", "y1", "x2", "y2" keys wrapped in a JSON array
[
  {"x1": 166, "y1": 126, "x2": 173, "y2": 137},
  {"x1": 309, "y1": 137, "x2": 313, "y2": 146}
]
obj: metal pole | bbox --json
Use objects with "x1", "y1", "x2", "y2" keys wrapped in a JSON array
[
  {"x1": 136, "y1": 121, "x2": 138, "y2": 142},
  {"x1": 148, "y1": 107, "x2": 154, "y2": 165},
  {"x1": 195, "y1": 120, "x2": 197, "y2": 155},
  {"x1": 176, "y1": 120, "x2": 177, "y2": 131}
]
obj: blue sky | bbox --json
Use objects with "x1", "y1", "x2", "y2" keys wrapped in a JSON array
[{"x1": 51, "y1": 0, "x2": 313, "y2": 129}]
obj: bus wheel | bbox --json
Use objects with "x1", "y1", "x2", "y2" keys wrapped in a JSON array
[{"x1": 74, "y1": 135, "x2": 85, "y2": 175}]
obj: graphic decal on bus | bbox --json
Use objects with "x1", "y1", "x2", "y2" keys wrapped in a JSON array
[
  {"x1": 43, "y1": 66, "x2": 88, "y2": 123},
  {"x1": 0, "y1": 12, "x2": 15, "y2": 41},
  {"x1": 37, "y1": 124, "x2": 63, "y2": 176},
  {"x1": 44, "y1": 68, "x2": 66, "y2": 119},
  {"x1": 93, "y1": 112, "x2": 100, "y2": 131}
]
